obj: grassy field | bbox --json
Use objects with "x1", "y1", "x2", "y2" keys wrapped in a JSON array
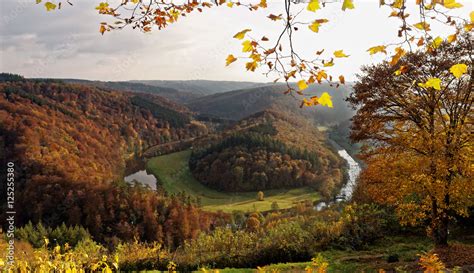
[{"x1": 146, "y1": 150, "x2": 320, "y2": 213}]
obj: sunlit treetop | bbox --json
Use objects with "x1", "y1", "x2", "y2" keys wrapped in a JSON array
[{"x1": 37, "y1": 0, "x2": 473, "y2": 108}]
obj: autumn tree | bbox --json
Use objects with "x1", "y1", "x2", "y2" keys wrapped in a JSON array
[
  {"x1": 348, "y1": 35, "x2": 473, "y2": 246},
  {"x1": 245, "y1": 213, "x2": 261, "y2": 232},
  {"x1": 257, "y1": 191, "x2": 264, "y2": 201},
  {"x1": 271, "y1": 201, "x2": 280, "y2": 211}
]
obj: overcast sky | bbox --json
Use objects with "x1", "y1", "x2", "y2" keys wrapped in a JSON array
[{"x1": 0, "y1": 0, "x2": 472, "y2": 82}]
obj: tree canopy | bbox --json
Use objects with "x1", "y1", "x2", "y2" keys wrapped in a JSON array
[{"x1": 349, "y1": 35, "x2": 473, "y2": 246}]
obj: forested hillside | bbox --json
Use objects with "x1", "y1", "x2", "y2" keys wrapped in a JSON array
[
  {"x1": 132, "y1": 79, "x2": 268, "y2": 96},
  {"x1": 187, "y1": 83, "x2": 355, "y2": 126},
  {"x1": 190, "y1": 111, "x2": 344, "y2": 196},
  {"x1": 0, "y1": 75, "x2": 216, "y2": 245},
  {"x1": 63, "y1": 79, "x2": 200, "y2": 103}
]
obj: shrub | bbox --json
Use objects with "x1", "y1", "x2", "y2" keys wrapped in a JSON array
[
  {"x1": 257, "y1": 191, "x2": 265, "y2": 201},
  {"x1": 115, "y1": 240, "x2": 170, "y2": 270},
  {"x1": 334, "y1": 203, "x2": 390, "y2": 250},
  {"x1": 15, "y1": 222, "x2": 91, "y2": 248}
]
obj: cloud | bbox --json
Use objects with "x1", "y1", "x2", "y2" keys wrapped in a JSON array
[{"x1": 0, "y1": 0, "x2": 472, "y2": 81}]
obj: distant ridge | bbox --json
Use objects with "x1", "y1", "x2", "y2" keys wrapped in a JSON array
[
  {"x1": 62, "y1": 78, "x2": 200, "y2": 103},
  {"x1": 187, "y1": 83, "x2": 355, "y2": 126},
  {"x1": 131, "y1": 79, "x2": 270, "y2": 96}
]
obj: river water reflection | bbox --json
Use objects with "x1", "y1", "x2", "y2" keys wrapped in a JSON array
[{"x1": 315, "y1": 149, "x2": 361, "y2": 211}]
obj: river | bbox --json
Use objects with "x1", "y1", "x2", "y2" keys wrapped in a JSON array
[
  {"x1": 123, "y1": 159, "x2": 158, "y2": 190},
  {"x1": 124, "y1": 170, "x2": 157, "y2": 190},
  {"x1": 124, "y1": 148, "x2": 361, "y2": 206},
  {"x1": 315, "y1": 149, "x2": 361, "y2": 211}
]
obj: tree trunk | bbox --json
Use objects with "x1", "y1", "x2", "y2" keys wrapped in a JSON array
[
  {"x1": 433, "y1": 212, "x2": 449, "y2": 247},
  {"x1": 430, "y1": 199, "x2": 449, "y2": 247},
  {"x1": 428, "y1": 191, "x2": 450, "y2": 247}
]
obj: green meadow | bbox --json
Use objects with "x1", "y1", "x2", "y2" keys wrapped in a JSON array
[{"x1": 147, "y1": 150, "x2": 320, "y2": 213}]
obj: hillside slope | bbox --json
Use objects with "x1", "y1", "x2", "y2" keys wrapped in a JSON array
[
  {"x1": 187, "y1": 83, "x2": 355, "y2": 125},
  {"x1": 0, "y1": 75, "x2": 213, "y2": 244},
  {"x1": 189, "y1": 111, "x2": 345, "y2": 196},
  {"x1": 132, "y1": 79, "x2": 269, "y2": 96},
  {"x1": 0, "y1": 78, "x2": 205, "y2": 184},
  {"x1": 62, "y1": 79, "x2": 200, "y2": 103}
]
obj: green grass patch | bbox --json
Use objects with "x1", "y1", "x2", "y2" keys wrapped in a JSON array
[{"x1": 147, "y1": 150, "x2": 320, "y2": 213}]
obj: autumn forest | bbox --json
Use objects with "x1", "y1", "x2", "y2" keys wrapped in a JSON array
[{"x1": 0, "y1": 0, "x2": 473, "y2": 272}]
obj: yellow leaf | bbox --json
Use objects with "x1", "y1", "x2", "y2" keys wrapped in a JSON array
[
  {"x1": 443, "y1": 0, "x2": 463, "y2": 9},
  {"x1": 316, "y1": 70, "x2": 327, "y2": 83},
  {"x1": 227, "y1": 2, "x2": 234, "y2": 8},
  {"x1": 95, "y1": 2, "x2": 109, "y2": 13},
  {"x1": 167, "y1": 9, "x2": 180, "y2": 23},
  {"x1": 447, "y1": 34, "x2": 457, "y2": 43},
  {"x1": 334, "y1": 50, "x2": 349, "y2": 58},
  {"x1": 418, "y1": 78, "x2": 441, "y2": 90},
  {"x1": 245, "y1": 61, "x2": 258, "y2": 71},
  {"x1": 309, "y1": 21, "x2": 320, "y2": 33},
  {"x1": 99, "y1": 25, "x2": 107, "y2": 35},
  {"x1": 234, "y1": 29, "x2": 251, "y2": 40},
  {"x1": 297, "y1": 80, "x2": 308, "y2": 91},
  {"x1": 323, "y1": 59, "x2": 334, "y2": 67},
  {"x1": 342, "y1": 0, "x2": 354, "y2": 11},
  {"x1": 414, "y1": 22, "x2": 430, "y2": 31},
  {"x1": 225, "y1": 54, "x2": 237, "y2": 66},
  {"x1": 394, "y1": 65, "x2": 408, "y2": 76},
  {"x1": 432, "y1": 36, "x2": 443, "y2": 49},
  {"x1": 367, "y1": 45, "x2": 387, "y2": 55},
  {"x1": 389, "y1": 47, "x2": 406, "y2": 66},
  {"x1": 318, "y1": 92, "x2": 333, "y2": 108},
  {"x1": 308, "y1": 19, "x2": 328, "y2": 33},
  {"x1": 36, "y1": 0, "x2": 42, "y2": 3},
  {"x1": 287, "y1": 70, "x2": 296, "y2": 79},
  {"x1": 250, "y1": 53, "x2": 261, "y2": 62},
  {"x1": 471, "y1": 11, "x2": 474, "y2": 23},
  {"x1": 307, "y1": 0, "x2": 320, "y2": 12},
  {"x1": 301, "y1": 98, "x2": 313, "y2": 107},
  {"x1": 242, "y1": 40, "x2": 253, "y2": 52},
  {"x1": 44, "y1": 1, "x2": 57, "y2": 11},
  {"x1": 449, "y1": 64, "x2": 467, "y2": 79},
  {"x1": 392, "y1": 0, "x2": 403, "y2": 8},
  {"x1": 464, "y1": 23, "x2": 474, "y2": 32}
]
